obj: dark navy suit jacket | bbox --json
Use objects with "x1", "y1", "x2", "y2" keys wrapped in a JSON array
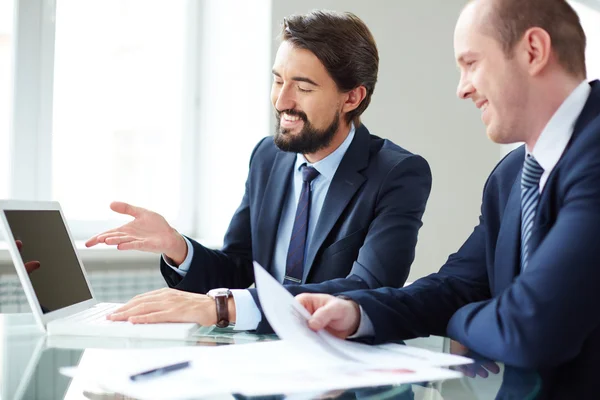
[
  {"x1": 342, "y1": 81, "x2": 600, "y2": 398},
  {"x1": 161, "y1": 124, "x2": 432, "y2": 333}
]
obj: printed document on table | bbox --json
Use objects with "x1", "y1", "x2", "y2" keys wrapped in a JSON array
[{"x1": 63, "y1": 345, "x2": 462, "y2": 398}]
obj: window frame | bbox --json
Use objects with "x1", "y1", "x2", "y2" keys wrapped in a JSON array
[{"x1": 9, "y1": 0, "x2": 200, "y2": 240}]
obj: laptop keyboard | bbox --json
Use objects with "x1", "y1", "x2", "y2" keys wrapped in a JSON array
[
  {"x1": 63, "y1": 303, "x2": 123, "y2": 324},
  {"x1": 48, "y1": 301, "x2": 199, "y2": 338}
]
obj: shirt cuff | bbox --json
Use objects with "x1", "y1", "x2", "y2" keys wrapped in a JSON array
[
  {"x1": 230, "y1": 289, "x2": 262, "y2": 331},
  {"x1": 162, "y1": 236, "x2": 194, "y2": 277},
  {"x1": 348, "y1": 305, "x2": 375, "y2": 339}
]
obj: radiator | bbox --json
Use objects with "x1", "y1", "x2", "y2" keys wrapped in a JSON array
[{"x1": 0, "y1": 270, "x2": 167, "y2": 313}]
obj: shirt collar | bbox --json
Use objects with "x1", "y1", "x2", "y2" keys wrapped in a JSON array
[
  {"x1": 530, "y1": 80, "x2": 591, "y2": 173},
  {"x1": 295, "y1": 123, "x2": 356, "y2": 181}
]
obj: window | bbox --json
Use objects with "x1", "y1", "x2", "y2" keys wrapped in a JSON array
[
  {"x1": 3, "y1": 0, "x2": 270, "y2": 244},
  {"x1": 0, "y1": 0, "x2": 14, "y2": 199},
  {"x1": 51, "y1": 1, "x2": 194, "y2": 238}
]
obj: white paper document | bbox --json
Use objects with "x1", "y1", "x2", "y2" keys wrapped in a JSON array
[
  {"x1": 63, "y1": 342, "x2": 462, "y2": 399},
  {"x1": 253, "y1": 261, "x2": 472, "y2": 368},
  {"x1": 65, "y1": 262, "x2": 471, "y2": 399}
]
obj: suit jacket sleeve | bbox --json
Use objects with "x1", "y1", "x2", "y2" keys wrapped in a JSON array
[
  {"x1": 250, "y1": 154, "x2": 433, "y2": 333},
  {"x1": 159, "y1": 138, "x2": 268, "y2": 293},
  {"x1": 341, "y1": 212, "x2": 492, "y2": 343},
  {"x1": 336, "y1": 161, "x2": 509, "y2": 343}
]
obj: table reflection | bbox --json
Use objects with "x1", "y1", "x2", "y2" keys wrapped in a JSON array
[{"x1": 0, "y1": 314, "x2": 545, "y2": 399}]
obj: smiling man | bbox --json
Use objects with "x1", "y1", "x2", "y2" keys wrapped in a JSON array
[
  {"x1": 297, "y1": 0, "x2": 600, "y2": 396},
  {"x1": 86, "y1": 10, "x2": 432, "y2": 334}
]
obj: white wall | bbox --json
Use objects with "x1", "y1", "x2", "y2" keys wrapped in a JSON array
[{"x1": 271, "y1": 0, "x2": 501, "y2": 280}]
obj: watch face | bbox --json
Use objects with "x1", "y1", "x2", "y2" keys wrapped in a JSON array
[{"x1": 208, "y1": 288, "x2": 231, "y2": 297}]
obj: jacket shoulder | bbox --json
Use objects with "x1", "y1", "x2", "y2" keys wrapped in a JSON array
[
  {"x1": 363, "y1": 132, "x2": 431, "y2": 180},
  {"x1": 489, "y1": 145, "x2": 525, "y2": 180},
  {"x1": 248, "y1": 136, "x2": 280, "y2": 166},
  {"x1": 481, "y1": 145, "x2": 525, "y2": 202}
]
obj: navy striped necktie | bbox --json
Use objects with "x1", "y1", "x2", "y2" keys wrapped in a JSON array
[
  {"x1": 520, "y1": 154, "x2": 544, "y2": 271},
  {"x1": 284, "y1": 165, "x2": 320, "y2": 284}
]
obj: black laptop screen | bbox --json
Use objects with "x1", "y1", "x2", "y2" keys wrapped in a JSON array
[{"x1": 4, "y1": 210, "x2": 92, "y2": 313}]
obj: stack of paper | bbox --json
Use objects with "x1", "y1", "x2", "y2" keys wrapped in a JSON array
[{"x1": 61, "y1": 263, "x2": 472, "y2": 399}]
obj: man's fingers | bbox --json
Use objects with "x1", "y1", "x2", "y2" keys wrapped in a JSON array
[
  {"x1": 296, "y1": 293, "x2": 336, "y2": 315},
  {"x1": 117, "y1": 240, "x2": 146, "y2": 251},
  {"x1": 308, "y1": 302, "x2": 340, "y2": 331},
  {"x1": 111, "y1": 290, "x2": 170, "y2": 316},
  {"x1": 87, "y1": 201, "x2": 147, "y2": 248},
  {"x1": 86, "y1": 229, "x2": 122, "y2": 247},
  {"x1": 17, "y1": 241, "x2": 41, "y2": 274},
  {"x1": 457, "y1": 366, "x2": 476, "y2": 378},
  {"x1": 95, "y1": 231, "x2": 129, "y2": 243},
  {"x1": 104, "y1": 235, "x2": 137, "y2": 246},
  {"x1": 483, "y1": 361, "x2": 500, "y2": 374},
  {"x1": 25, "y1": 261, "x2": 41, "y2": 274},
  {"x1": 296, "y1": 293, "x2": 319, "y2": 314},
  {"x1": 108, "y1": 302, "x2": 164, "y2": 321},
  {"x1": 109, "y1": 304, "x2": 135, "y2": 318},
  {"x1": 475, "y1": 366, "x2": 489, "y2": 378},
  {"x1": 129, "y1": 311, "x2": 177, "y2": 324},
  {"x1": 111, "y1": 297, "x2": 149, "y2": 315},
  {"x1": 111, "y1": 201, "x2": 143, "y2": 218}
]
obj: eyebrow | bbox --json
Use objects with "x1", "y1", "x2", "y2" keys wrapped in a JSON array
[
  {"x1": 272, "y1": 70, "x2": 320, "y2": 87},
  {"x1": 457, "y1": 51, "x2": 479, "y2": 65}
]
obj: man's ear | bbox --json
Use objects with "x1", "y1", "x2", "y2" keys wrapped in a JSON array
[
  {"x1": 342, "y1": 86, "x2": 367, "y2": 114},
  {"x1": 519, "y1": 27, "x2": 552, "y2": 77}
]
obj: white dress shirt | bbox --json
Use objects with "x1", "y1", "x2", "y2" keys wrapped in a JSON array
[
  {"x1": 531, "y1": 80, "x2": 591, "y2": 192},
  {"x1": 353, "y1": 80, "x2": 591, "y2": 339},
  {"x1": 165, "y1": 124, "x2": 356, "y2": 330}
]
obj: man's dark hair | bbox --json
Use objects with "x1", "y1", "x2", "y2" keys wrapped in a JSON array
[{"x1": 282, "y1": 10, "x2": 379, "y2": 125}]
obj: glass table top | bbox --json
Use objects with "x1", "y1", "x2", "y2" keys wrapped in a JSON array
[{"x1": 0, "y1": 314, "x2": 541, "y2": 399}]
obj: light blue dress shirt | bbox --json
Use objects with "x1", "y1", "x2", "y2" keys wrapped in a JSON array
[{"x1": 165, "y1": 125, "x2": 356, "y2": 330}]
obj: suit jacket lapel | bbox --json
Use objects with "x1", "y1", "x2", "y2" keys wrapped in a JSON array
[
  {"x1": 538, "y1": 81, "x2": 600, "y2": 205},
  {"x1": 302, "y1": 125, "x2": 369, "y2": 282},
  {"x1": 571, "y1": 80, "x2": 600, "y2": 140},
  {"x1": 255, "y1": 150, "x2": 295, "y2": 274},
  {"x1": 494, "y1": 171, "x2": 522, "y2": 294},
  {"x1": 530, "y1": 80, "x2": 600, "y2": 254}
]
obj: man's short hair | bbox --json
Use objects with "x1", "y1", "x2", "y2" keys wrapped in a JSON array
[
  {"x1": 480, "y1": 0, "x2": 587, "y2": 78},
  {"x1": 282, "y1": 10, "x2": 379, "y2": 125}
]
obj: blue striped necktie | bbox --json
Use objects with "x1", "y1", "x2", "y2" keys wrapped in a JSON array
[
  {"x1": 520, "y1": 155, "x2": 544, "y2": 271},
  {"x1": 284, "y1": 165, "x2": 320, "y2": 284}
]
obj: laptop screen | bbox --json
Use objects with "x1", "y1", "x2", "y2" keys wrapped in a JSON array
[{"x1": 3, "y1": 210, "x2": 92, "y2": 313}]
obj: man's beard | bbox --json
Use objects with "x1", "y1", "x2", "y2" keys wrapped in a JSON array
[{"x1": 273, "y1": 108, "x2": 340, "y2": 154}]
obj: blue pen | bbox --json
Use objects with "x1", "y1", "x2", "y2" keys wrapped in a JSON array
[{"x1": 130, "y1": 361, "x2": 191, "y2": 382}]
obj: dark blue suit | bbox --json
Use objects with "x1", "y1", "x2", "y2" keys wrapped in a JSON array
[
  {"x1": 343, "y1": 81, "x2": 600, "y2": 398},
  {"x1": 161, "y1": 124, "x2": 432, "y2": 333}
]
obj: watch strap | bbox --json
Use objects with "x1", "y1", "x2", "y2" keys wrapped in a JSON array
[{"x1": 214, "y1": 295, "x2": 230, "y2": 328}]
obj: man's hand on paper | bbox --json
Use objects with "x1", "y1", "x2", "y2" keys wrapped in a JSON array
[
  {"x1": 295, "y1": 293, "x2": 361, "y2": 339},
  {"x1": 15, "y1": 240, "x2": 41, "y2": 274},
  {"x1": 107, "y1": 288, "x2": 237, "y2": 326},
  {"x1": 450, "y1": 340, "x2": 500, "y2": 378},
  {"x1": 84, "y1": 201, "x2": 188, "y2": 265}
]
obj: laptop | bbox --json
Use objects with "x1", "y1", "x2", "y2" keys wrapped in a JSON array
[{"x1": 0, "y1": 200, "x2": 199, "y2": 340}]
